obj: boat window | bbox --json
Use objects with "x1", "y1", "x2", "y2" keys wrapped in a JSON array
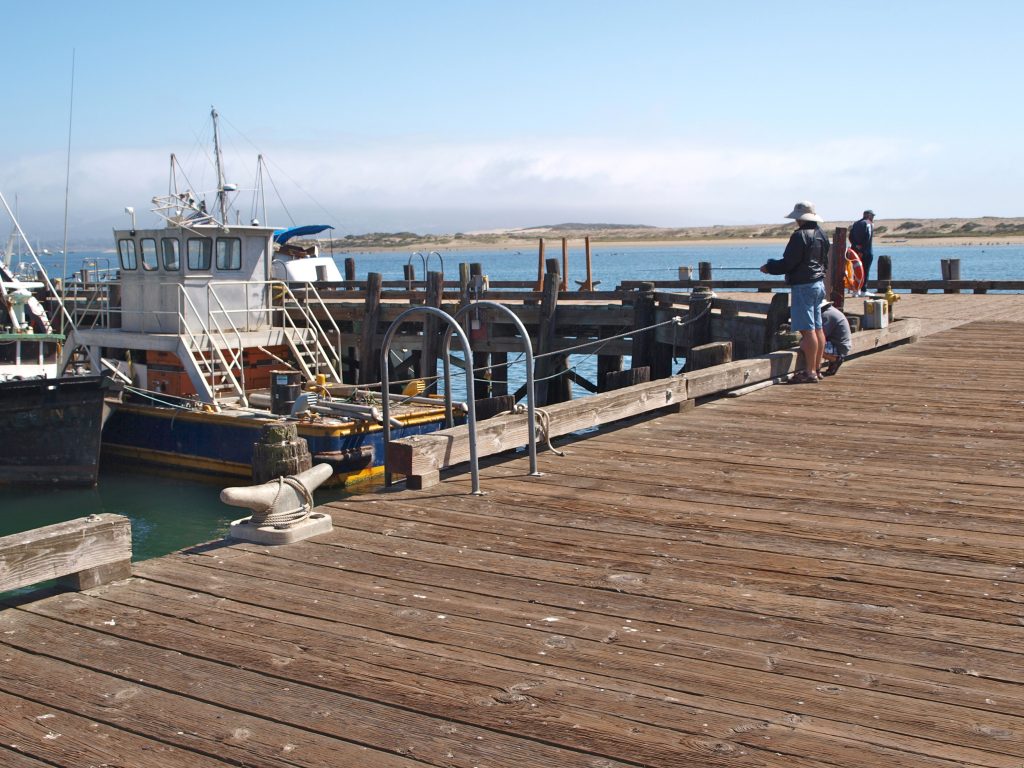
[
  {"x1": 140, "y1": 238, "x2": 159, "y2": 271},
  {"x1": 216, "y1": 238, "x2": 242, "y2": 270},
  {"x1": 161, "y1": 238, "x2": 181, "y2": 271},
  {"x1": 187, "y1": 238, "x2": 212, "y2": 271},
  {"x1": 118, "y1": 238, "x2": 137, "y2": 270}
]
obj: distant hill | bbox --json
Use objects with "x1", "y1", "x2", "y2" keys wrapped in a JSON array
[{"x1": 327, "y1": 216, "x2": 1024, "y2": 251}]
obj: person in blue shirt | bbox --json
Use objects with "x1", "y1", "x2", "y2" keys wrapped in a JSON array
[{"x1": 849, "y1": 209, "x2": 875, "y2": 295}]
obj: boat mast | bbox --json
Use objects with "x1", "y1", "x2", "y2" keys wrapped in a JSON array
[{"x1": 212, "y1": 107, "x2": 229, "y2": 225}]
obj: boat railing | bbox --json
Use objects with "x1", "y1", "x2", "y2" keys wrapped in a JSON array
[
  {"x1": 176, "y1": 285, "x2": 248, "y2": 406},
  {"x1": 280, "y1": 280, "x2": 345, "y2": 378},
  {"x1": 197, "y1": 280, "x2": 343, "y2": 385},
  {"x1": 65, "y1": 279, "x2": 112, "y2": 330}
]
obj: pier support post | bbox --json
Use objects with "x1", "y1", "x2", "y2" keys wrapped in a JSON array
[
  {"x1": 535, "y1": 261, "x2": 571, "y2": 405},
  {"x1": 344, "y1": 257, "x2": 356, "y2": 282},
  {"x1": 652, "y1": 292, "x2": 676, "y2": 379},
  {"x1": 829, "y1": 227, "x2": 848, "y2": 309},
  {"x1": 877, "y1": 255, "x2": 892, "y2": 294},
  {"x1": 252, "y1": 422, "x2": 312, "y2": 483},
  {"x1": 941, "y1": 258, "x2": 961, "y2": 293},
  {"x1": 630, "y1": 282, "x2": 656, "y2": 374},
  {"x1": 358, "y1": 272, "x2": 382, "y2": 385},
  {"x1": 685, "y1": 341, "x2": 733, "y2": 372},
  {"x1": 763, "y1": 292, "x2": 791, "y2": 354},
  {"x1": 686, "y1": 285, "x2": 714, "y2": 348},
  {"x1": 698, "y1": 261, "x2": 713, "y2": 283},
  {"x1": 534, "y1": 238, "x2": 545, "y2": 291},
  {"x1": 420, "y1": 271, "x2": 444, "y2": 386}
]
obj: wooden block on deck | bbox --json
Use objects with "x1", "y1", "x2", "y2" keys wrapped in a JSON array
[
  {"x1": 0, "y1": 514, "x2": 132, "y2": 593},
  {"x1": 685, "y1": 341, "x2": 733, "y2": 372},
  {"x1": 407, "y1": 470, "x2": 441, "y2": 490}
]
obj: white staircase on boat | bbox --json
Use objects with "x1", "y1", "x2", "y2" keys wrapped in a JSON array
[{"x1": 175, "y1": 281, "x2": 344, "y2": 407}]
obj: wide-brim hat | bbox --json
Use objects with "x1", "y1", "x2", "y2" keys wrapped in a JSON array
[
  {"x1": 785, "y1": 201, "x2": 824, "y2": 223},
  {"x1": 820, "y1": 299, "x2": 833, "y2": 310}
]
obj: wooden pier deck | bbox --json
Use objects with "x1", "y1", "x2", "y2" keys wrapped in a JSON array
[{"x1": 2, "y1": 319, "x2": 1023, "y2": 767}]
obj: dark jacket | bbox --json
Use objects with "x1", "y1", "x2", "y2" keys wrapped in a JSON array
[
  {"x1": 764, "y1": 225, "x2": 829, "y2": 286},
  {"x1": 849, "y1": 217, "x2": 873, "y2": 258}
]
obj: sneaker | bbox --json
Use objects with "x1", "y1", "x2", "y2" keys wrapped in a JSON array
[{"x1": 823, "y1": 355, "x2": 844, "y2": 376}]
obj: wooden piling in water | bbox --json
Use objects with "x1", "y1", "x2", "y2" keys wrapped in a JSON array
[
  {"x1": 420, "y1": 271, "x2": 444, "y2": 387},
  {"x1": 358, "y1": 272, "x2": 382, "y2": 385},
  {"x1": 830, "y1": 226, "x2": 848, "y2": 309}
]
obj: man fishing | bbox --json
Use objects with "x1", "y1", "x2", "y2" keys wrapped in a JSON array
[{"x1": 760, "y1": 201, "x2": 829, "y2": 384}]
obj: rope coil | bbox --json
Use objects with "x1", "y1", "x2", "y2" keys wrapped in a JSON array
[{"x1": 247, "y1": 475, "x2": 314, "y2": 528}]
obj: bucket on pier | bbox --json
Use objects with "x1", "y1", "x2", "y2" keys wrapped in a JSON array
[
  {"x1": 862, "y1": 299, "x2": 889, "y2": 330},
  {"x1": 270, "y1": 370, "x2": 303, "y2": 415}
]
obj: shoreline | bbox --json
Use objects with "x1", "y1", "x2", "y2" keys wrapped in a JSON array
[{"x1": 331, "y1": 234, "x2": 1024, "y2": 254}]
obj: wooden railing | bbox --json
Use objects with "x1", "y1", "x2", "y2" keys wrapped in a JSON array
[{"x1": 0, "y1": 514, "x2": 132, "y2": 595}]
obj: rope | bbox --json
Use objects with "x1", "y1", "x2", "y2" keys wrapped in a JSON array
[
  {"x1": 499, "y1": 403, "x2": 565, "y2": 457},
  {"x1": 248, "y1": 475, "x2": 313, "y2": 528},
  {"x1": 534, "y1": 407, "x2": 565, "y2": 456}
]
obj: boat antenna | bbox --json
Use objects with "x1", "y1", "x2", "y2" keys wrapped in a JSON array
[
  {"x1": 212, "y1": 106, "x2": 229, "y2": 225},
  {"x1": 60, "y1": 49, "x2": 76, "y2": 337}
]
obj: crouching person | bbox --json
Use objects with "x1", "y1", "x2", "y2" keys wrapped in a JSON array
[{"x1": 820, "y1": 300, "x2": 852, "y2": 376}]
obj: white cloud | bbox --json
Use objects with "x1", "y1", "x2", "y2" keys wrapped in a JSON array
[{"x1": 1, "y1": 134, "x2": 1009, "y2": 241}]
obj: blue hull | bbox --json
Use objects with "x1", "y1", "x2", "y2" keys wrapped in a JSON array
[{"x1": 101, "y1": 403, "x2": 448, "y2": 487}]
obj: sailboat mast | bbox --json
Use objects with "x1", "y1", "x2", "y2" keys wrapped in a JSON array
[{"x1": 212, "y1": 107, "x2": 229, "y2": 225}]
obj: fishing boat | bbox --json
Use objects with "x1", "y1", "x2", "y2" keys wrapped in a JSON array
[
  {"x1": 62, "y1": 110, "x2": 454, "y2": 487},
  {"x1": 0, "y1": 221, "x2": 107, "y2": 487}
]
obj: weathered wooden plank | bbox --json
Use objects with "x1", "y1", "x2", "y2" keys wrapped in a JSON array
[
  {"x1": 0, "y1": 637, "x2": 419, "y2": 768},
  {"x1": 129, "y1": 550, "x2": 1024, "y2": 763},
  {"x1": 8, "y1": 602, "x2": 643, "y2": 768},
  {"x1": 0, "y1": 514, "x2": 131, "y2": 593},
  {"x1": 0, "y1": 687, "x2": 230, "y2": 767},
  {"x1": 128, "y1": 556, "x2": 1022, "y2": 768}
]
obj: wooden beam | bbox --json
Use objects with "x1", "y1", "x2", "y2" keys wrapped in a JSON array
[
  {"x1": 388, "y1": 372, "x2": 691, "y2": 478},
  {"x1": 388, "y1": 318, "x2": 922, "y2": 481},
  {"x1": 0, "y1": 514, "x2": 132, "y2": 594}
]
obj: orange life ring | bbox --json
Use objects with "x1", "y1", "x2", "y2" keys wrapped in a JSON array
[{"x1": 844, "y1": 248, "x2": 864, "y2": 290}]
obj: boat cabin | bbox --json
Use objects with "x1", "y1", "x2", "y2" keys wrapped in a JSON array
[{"x1": 114, "y1": 223, "x2": 277, "y2": 334}]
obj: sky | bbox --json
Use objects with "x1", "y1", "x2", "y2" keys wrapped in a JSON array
[{"x1": 1, "y1": 0, "x2": 1022, "y2": 245}]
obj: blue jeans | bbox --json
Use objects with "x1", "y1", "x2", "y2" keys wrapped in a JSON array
[{"x1": 790, "y1": 281, "x2": 825, "y2": 331}]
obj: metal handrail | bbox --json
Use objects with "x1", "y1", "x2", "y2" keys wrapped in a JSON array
[
  {"x1": 381, "y1": 306, "x2": 481, "y2": 494},
  {"x1": 410, "y1": 250, "x2": 445, "y2": 281},
  {"x1": 176, "y1": 285, "x2": 247, "y2": 405},
  {"x1": 204, "y1": 279, "x2": 344, "y2": 384},
  {"x1": 271, "y1": 281, "x2": 342, "y2": 383},
  {"x1": 442, "y1": 300, "x2": 539, "y2": 476}
]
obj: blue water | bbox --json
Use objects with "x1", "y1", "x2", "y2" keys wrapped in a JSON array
[
  {"x1": 22, "y1": 240, "x2": 1024, "y2": 287},
  {"x1": 326, "y1": 241, "x2": 1024, "y2": 285}
]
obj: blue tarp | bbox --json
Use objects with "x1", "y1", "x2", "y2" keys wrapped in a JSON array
[{"x1": 273, "y1": 225, "x2": 334, "y2": 245}]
